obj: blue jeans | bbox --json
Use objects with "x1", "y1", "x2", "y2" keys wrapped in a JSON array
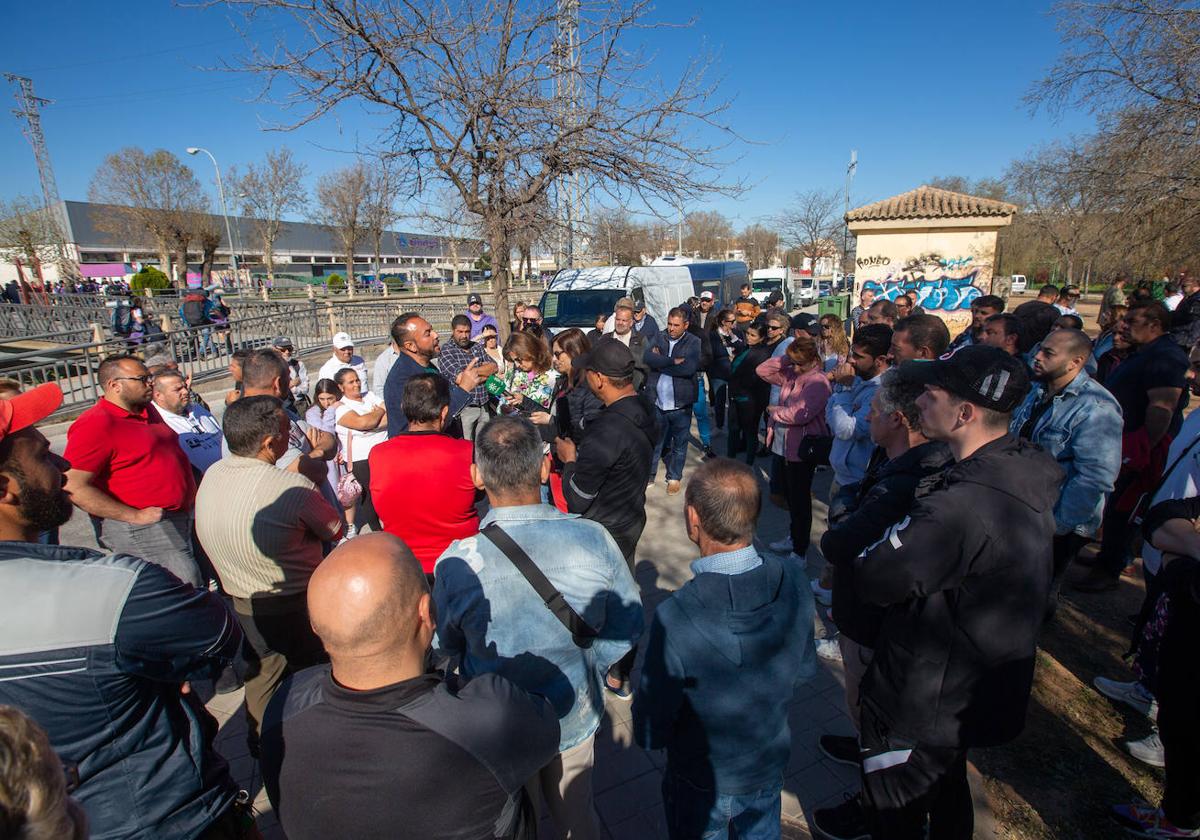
[
  {"x1": 662, "y1": 771, "x2": 782, "y2": 840},
  {"x1": 651, "y1": 406, "x2": 692, "y2": 482},
  {"x1": 692, "y1": 376, "x2": 711, "y2": 449}
]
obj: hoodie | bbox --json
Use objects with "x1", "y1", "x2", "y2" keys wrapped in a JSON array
[
  {"x1": 854, "y1": 434, "x2": 1064, "y2": 749},
  {"x1": 632, "y1": 554, "x2": 816, "y2": 794},
  {"x1": 560, "y1": 394, "x2": 658, "y2": 560}
]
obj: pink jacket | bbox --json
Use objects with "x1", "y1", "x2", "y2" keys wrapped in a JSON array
[{"x1": 755, "y1": 356, "x2": 833, "y2": 462}]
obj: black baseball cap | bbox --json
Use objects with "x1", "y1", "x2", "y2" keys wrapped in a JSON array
[
  {"x1": 899, "y1": 345, "x2": 1030, "y2": 412},
  {"x1": 633, "y1": 300, "x2": 646, "y2": 313},
  {"x1": 576, "y1": 338, "x2": 636, "y2": 379},
  {"x1": 789, "y1": 313, "x2": 821, "y2": 337},
  {"x1": 467, "y1": 293, "x2": 483, "y2": 305}
]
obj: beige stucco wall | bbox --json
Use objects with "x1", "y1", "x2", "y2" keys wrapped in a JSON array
[{"x1": 849, "y1": 221, "x2": 1007, "y2": 337}]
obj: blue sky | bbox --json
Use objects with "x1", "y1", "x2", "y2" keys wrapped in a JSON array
[{"x1": 0, "y1": 0, "x2": 1093, "y2": 231}]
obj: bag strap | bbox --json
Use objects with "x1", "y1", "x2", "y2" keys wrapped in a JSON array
[{"x1": 480, "y1": 523, "x2": 599, "y2": 648}]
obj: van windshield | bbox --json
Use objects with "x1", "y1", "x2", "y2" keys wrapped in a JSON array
[
  {"x1": 539, "y1": 289, "x2": 628, "y2": 328},
  {"x1": 752, "y1": 279, "x2": 782, "y2": 291}
]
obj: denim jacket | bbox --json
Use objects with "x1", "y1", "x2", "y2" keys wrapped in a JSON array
[
  {"x1": 433, "y1": 504, "x2": 644, "y2": 752},
  {"x1": 1009, "y1": 370, "x2": 1124, "y2": 536},
  {"x1": 827, "y1": 375, "x2": 880, "y2": 487}
]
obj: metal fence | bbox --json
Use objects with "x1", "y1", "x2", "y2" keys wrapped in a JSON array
[{"x1": 2, "y1": 299, "x2": 464, "y2": 419}]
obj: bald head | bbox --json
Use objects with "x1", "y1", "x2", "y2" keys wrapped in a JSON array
[{"x1": 308, "y1": 533, "x2": 429, "y2": 662}]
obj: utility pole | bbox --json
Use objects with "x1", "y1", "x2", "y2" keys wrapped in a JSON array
[
  {"x1": 843, "y1": 149, "x2": 857, "y2": 284},
  {"x1": 6, "y1": 73, "x2": 78, "y2": 287},
  {"x1": 555, "y1": 0, "x2": 584, "y2": 267}
]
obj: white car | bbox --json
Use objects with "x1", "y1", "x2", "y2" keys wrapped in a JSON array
[{"x1": 1010, "y1": 274, "x2": 1027, "y2": 294}]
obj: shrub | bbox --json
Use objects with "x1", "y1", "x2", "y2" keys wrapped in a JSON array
[
  {"x1": 129, "y1": 265, "x2": 169, "y2": 293},
  {"x1": 327, "y1": 273, "x2": 345, "y2": 291}
]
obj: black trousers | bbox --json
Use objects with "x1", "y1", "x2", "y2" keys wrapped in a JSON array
[
  {"x1": 783, "y1": 457, "x2": 817, "y2": 554},
  {"x1": 1048, "y1": 533, "x2": 1088, "y2": 619},
  {"x1": 1160, "y1": 698, "x2": 1200, "y2": 830},
  {"x1": 1096, "y1": 469, "x2": 1140, "y2": 577},
  {"x1": 727, "y1": 399, "x2": 762, "y2": 464},
  {"x1": 610, "y1": 542, "x2": 640, "y2": 683},
  {"x1": 861, "y1": 733, "x2": 973, "y2": 839},
  {"x1": 350, "y1": 459, "x2": 381, "y2": 532}
]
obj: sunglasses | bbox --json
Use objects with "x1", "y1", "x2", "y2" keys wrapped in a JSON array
[{"x1": 767, "y1": 325, "x2": 784, "y2": 331}]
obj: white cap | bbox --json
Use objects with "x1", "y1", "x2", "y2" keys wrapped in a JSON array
[
  {"x1": 332, "y1": 332, "x2": 354, "y2": 349},
  {"x1": 700, "y1": 290, "x2": 714, "y2": 300}
]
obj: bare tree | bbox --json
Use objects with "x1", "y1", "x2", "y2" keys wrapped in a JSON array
[
  {"x1": 777, "y1": 189, "x2": 841, "y2": 275},
  {"x1": 738, "y1": 223, "x2": 780, "y2": 270},
  {"x1": 231, "y1": 148, "x2": 307, "y2": 285},
  {"x1": 88, "y1": 148, "x2": 208, "y2": 287},
  {"x1": 684, "y1": 211, "x2": 733, "y2": 259},
  {"x1": 362, "y1": 160, "x2": 400, "y2": 285},
  {"x1": 0, "y1": 196, "x2": 64, "y2": 299},
  {"x1": 221, "y1": 0, "x2": 740, "y2": 333},
  {"x1": 928, "y1": 175, "x2": 1009, "y2": 202},
  {"x1": 412, "y1": 190, "x2": 483, "y2": 283},
  {"x1": 590, "y1": 209, "x2": 653, "y2": 265},
  {"x1": 313, "y1": 162, "x2": 369, "y2": 294},
  {"x1": 193, "y1": 213, "x2": 224, "y2": 284}
]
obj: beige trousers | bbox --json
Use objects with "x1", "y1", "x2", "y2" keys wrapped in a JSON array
[{"x1": 527, "y1": 734, "x2": 602, "y2": 840}]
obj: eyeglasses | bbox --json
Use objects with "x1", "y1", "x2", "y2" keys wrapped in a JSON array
[
  {"x1": 113, "y1": 375, "x2": 152, "y2": 384},
  {"x1": 767, "y1": 325, "x2": 784, "y2": 332},
  {"x1": 721, "y1": 319, "x2": 735, "y2": 325}
]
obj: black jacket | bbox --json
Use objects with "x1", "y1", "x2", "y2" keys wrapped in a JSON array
[
  {"x1": 728, "y1": 343, "x2": 771, "y2": 407},
  {"x1": 561, "y1": 394, "x2": 658, "y2": 560},
  {"x1": 821, "y1": 440, "x2": 952, "y2": 647},
  {"x1": 855, "y1": 434, "x2": 1063, "y2": 748},
  {"x1": 708, "y1": 329, "x2": 745, "y2": 381}
]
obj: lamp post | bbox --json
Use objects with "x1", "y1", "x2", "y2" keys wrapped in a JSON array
[{"x1": 186, "y1": 147, "x2": 238, "y2": 284}]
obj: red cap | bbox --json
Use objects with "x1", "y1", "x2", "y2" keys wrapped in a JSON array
[{"x1": 0, "y1": 383, "x2": 63, "y2": 441}]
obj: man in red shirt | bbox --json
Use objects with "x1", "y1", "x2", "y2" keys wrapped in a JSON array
[
  {"x1": 64, "y1": 355, "x2": 201, "y2": 586},
  {"x1": 370, "y1": 374, "x2": 479, "y2": 580}
]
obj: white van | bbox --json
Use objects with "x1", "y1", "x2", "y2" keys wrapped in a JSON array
[
  {"x1": 537, "y1": 265, "x2": 695, "y2": 334},
  {"x1": 1010, "y1": 274, "x2": 1027, "y2": 294}
]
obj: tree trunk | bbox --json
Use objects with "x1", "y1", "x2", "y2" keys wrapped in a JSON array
[
  {"x1": 490, "y1": 228, "x2": 512, "y2": 342},
  {"x1": 346, "y1": 244, "x2": 356, "y2": 298},
  {"x1": 264, "y1": 235, "x2": 275, "y2": 286},
  {"x1": 157, "y1": 243, "x2": 173, "y2": 285},
  {"x1": 201, "y1": 248, "x2": 216, "y2": 285},
  {"x1": 174, "y1": 244, "x2": 190, "y2": 288}
]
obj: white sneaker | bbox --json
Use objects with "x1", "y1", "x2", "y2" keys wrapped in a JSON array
[
  {"x1": 1124, "y1": 731, "x2": 1165, "y2": 767},
  {"x1": 787, "y1": 551, "x2": 808, "y2": 571},
  {"x1": 811, "y1": 578, "x2": 833, "y2": 606},
  {"x1": 768, "y1": 536, "x2": 794, "y2": 553},
  {"x1": 816, "y1": 638, "x2": 843, "y2": 662},
  {"x1": 1094, "y1": 676, "x2": 1158, "y2": 721}
]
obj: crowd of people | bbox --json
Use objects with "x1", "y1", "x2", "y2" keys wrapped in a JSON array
[{"x1": 0, "y1": 277, "x2": 1199, "y2": 840}]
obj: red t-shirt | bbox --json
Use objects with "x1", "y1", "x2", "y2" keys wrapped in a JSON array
[
  {"x1": 369, "y1": 432, "x2": 479, "y2": 573},
  {"x1": 64, "y1": 398, "x2": 196, "y2": 511}
]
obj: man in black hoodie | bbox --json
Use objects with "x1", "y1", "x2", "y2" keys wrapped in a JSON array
[
  {"x1": 851, "y1": 345, "x2": 1063, "y2": 840},
  {"x1": 556, "y1": 339, "x2": 658, "y2": 696}
]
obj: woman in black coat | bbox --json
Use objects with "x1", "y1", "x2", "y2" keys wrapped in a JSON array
[
  {"x1": 726, "y1": 321, "x2": 771, "y2": 463},
  {"x1": 706, "y1": 308, "x2": 744, "y2": 431}
]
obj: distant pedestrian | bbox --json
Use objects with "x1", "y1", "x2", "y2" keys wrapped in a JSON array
[
  {"x1": 64, "y1": 355, "x2": 202, "y2": 586},
  {"x1": 317, "y1": 331, "x2": 370, "y2": 391},
  {"x1": 332, "y1": 367, "x2": 388, "y2": 537},
  {"x1": 947, "y1": 294, "x2": 1004, "y2": 351},
  {"x1": 633, "y1": 299, "x2": 660, "y2": 343},
  {"x1": 646, "y1": 308, "x2": 703, "y2": 495},
  {"x1": 634, "y1": 457, "x2": 815, "y2": 840},
  {"x1": 465, "y1": 291, "x2": 499, "y2": 337},
  {"x1": 726, "y1": 322, "x2": 771, "y2": 463},
  {"x1": 262, "y1": 533, "x2": 560, "y2": 840},
  {"x1": 1055, "y1": 285, "x2": 1082, "y2": 316},
  {"x1": 827, "y1": 324, "x2": 892, "y2": 518},
  {"x1": 847, "y1": 288, "x2": 876, "y2": 335},
  {"x1": 707, "y1": 309, "x2": 744, "y2": 431},
  {"x1": 1170, "y1": 275, "x2": 1200, "y2": 349}
]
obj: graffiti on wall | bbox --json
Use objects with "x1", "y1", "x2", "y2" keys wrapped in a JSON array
[{"x1": 858, "y1": 252, "x2": 983, "y2": 311}]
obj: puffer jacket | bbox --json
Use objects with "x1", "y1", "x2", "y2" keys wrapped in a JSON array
[
  {"x1": 0, "y1": 542, "x2": 243, "y2": 839},
  {"x1": 854, "y1": 435, "x2": 1064, "y2": 748}
]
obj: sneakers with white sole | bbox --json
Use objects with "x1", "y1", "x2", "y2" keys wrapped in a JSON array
[
  {"x1": 811, "y1": 578, "x2": 833, "y2": 606},
  {"x1": 1125, "y1": 731, "x2": 1166, "y2": 768},
  {"x1": 815, "y1": 637, "x2": 843, "y2": 662},
  {"x1": 1094, "y1": 676, "x2": 1159, "y2": 721}
]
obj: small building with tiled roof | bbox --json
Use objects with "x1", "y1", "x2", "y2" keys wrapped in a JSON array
[{"x1": 846, "y1": 186, "x2": 1017, "y2": 335}]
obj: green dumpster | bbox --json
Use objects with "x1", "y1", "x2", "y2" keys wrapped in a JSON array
[{"x1": 818, "y1": 293, "x2": 851, "y2": 321}]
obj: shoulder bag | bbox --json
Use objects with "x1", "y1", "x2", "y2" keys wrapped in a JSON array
[
  {"x1": 335, "y1": 426, "x2": 363, "y2": 507},
  {"x1": 481, "y1": 523, "x2": 599, "y2": 649}
]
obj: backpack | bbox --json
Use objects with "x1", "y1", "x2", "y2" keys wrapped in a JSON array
[
  {"x1": 111, "y1": 303, "x2": 132, "y2": 337},
  {"x1": 181, "y1": 295, "x2": 210, "y2": 327}
]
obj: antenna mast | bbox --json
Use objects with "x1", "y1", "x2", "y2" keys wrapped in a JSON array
[
  {"x1": 554, "y1": 0, "x2": 587, "y2": 267},
  {"x1": 6, "y1": 73, "x2": 78, "y2": 284}
]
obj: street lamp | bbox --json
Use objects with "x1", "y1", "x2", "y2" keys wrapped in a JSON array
[{"x1": 186, "y1": 147, "x2": 238, "y2": 281}]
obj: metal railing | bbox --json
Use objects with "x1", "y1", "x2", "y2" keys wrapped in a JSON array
[{"x1": 2, "y1": 298, "x2": 469, "y2": 418}]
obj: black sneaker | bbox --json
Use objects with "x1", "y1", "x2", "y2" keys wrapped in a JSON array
[
  {"x1": 818, "y1": 734, "x2": 861, "y2": 767},
  {"x1": 812, "y1": 794, "x2": 870, "y2": 840}
]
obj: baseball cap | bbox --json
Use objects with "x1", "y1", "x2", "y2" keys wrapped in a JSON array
[
  {"x1": 700, "y1": 291, "x2": 714, "y2": 301},
  {"x1": 899, "y1": 345, "x2": 1030, "y2": 412},
  {"x1": 467, "y1": 293, "x2": 482, "y2": 305},
  {"x1": 576, "y1": 339, "x2": 636, "y2": 379},
  {"x1": 789, "y1": 313, "x2": 821, "y2": 337},
  {"x1": 0, "y1": 383, "x2": 63, "y2": 442},
  {"x1": 633, "y1": 300, "x2": 646, "y2": 313},
  {"x1": 271, "y1": 336, "x2": 294, "y2": 350},
  {"x1": 332, "y1": 332, "x2": 354, "y2": 349}
]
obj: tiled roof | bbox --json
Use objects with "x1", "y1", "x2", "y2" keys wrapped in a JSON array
[{"x1": 846, "y1": 185, "x2": 1016, "y2": 222}]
